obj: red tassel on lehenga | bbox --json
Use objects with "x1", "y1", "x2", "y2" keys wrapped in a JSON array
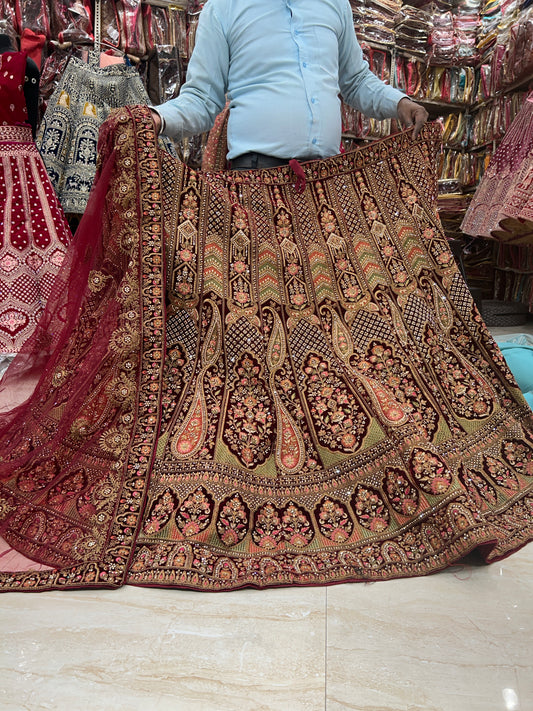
[{"x1": 0, "y1": 106, "x2": 532, "y2": 592}]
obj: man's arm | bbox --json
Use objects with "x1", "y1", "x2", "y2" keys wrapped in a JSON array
[
  {"x1": 151, "y1": 2, "x2": 229, "y2": 140},
  {"x1": 337, "y1": 0, "x2": 427, "y2": 137}
]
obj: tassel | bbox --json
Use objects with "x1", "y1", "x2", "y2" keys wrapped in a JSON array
[{"x1": 289, "y1": 159, "x2": 306, "y2": 194}]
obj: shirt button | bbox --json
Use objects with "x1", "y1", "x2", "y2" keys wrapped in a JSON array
[
  {"x1": 311, "y1": 97, "x2": 316, "y2": 103},
  {"x1": 312, "y1": 138, "x2": 317, "y2": 144},
  {"x1": 302, "y1": 62, "x2": 307, "y2": 68}
]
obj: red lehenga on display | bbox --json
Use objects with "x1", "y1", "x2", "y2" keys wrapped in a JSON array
[
  {"x1": 461, "y1": 92, "x2": 533, "y2": 244},
  {"x1": 0, "y1": 105, "x2": 531, "y2": 592},
  {"x1": 0, "y1": 51, "x2": 71, "y2": 356}
]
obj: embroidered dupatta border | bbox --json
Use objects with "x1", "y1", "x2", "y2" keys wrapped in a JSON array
[{"x1": 0, "y1": 106, "x2": 167, "y2": 591}]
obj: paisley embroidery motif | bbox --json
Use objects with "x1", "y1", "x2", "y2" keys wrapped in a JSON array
[
  {"x1": 429, "y1": 279, "x2": 454, "y2": 333},
  {"x1": 302, "y1": 351, "x2": 370, "y2": 453},
  {"x1": 328, "y1": 309, "x2": 408, "y2": 427},
  {"x1": 424, "y1": 324, "x2": 495, "y2": 421},
  {"x1": 266, "y1": 308, "x2": 305, "y2": 474},
  {"x1": 46, "y1": 469, "x2": 88, "y2": 507},
  {"x1": 16, "y1": 457, "x2": 59, "y2": 493},
  {"x1": 501, "y1": 439, "x2": 533, "y2": 477},
  {"x1": 459, "y1": 465, "x2": 497, "y2": 506},
  {"x1": 354, "y1": 339, "x2": 439, "y2": 438},
  {"x1": 171, "y1": 300, "x2": 222, "y2": 458}
]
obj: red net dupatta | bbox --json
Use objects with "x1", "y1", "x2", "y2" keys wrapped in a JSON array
[{"x1": 0, "y1": 107, "x2": 166, "y2": 589}]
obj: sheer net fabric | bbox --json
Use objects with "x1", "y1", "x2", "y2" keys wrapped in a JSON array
[{"x1": 0, "y1": 105, "x2": 532, "y2": 592}]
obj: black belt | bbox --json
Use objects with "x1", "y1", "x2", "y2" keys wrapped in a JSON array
[{"x1": 230, "y1": 152, "x2": 291, "y2": 170}]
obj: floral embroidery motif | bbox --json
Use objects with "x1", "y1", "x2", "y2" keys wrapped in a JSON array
[
  {"x1": 302, "y1": 352, "x2": 369, "y2": 453},
  {"x1": 351, "y1": 485, "x2": 390, "y2": 532},
  {"x1": 409, "y1": 448, "x2": 453, "y2": 495},
  {"x1": 483, "y1": 455, "x2": 520, "y2": 491},
  {"x1": 16, "y1": 457, "x2": 59, "y2": 493},
  {"x1": 143, "y1": 488, "x2": 180, "y2": 535},
  {"x1": 216, "y1": 493, "x2": 250, "y2": 547},
  {"x1": 458, "y1": 465, "x2": 497, "y2": 507},
  {"x1": 224, "y1": 353, "x2": 274, "y2": 468},
  {"x1": 424, "y1": 324, "x2": 494, "y2": 421},
  {"x1": 99, "y1": 428, "x2": 130, "y2": 458},
  {"x1": 314, "y1": 496, "x2": 354, "y2": 542},
  {"x1": 252, "y1": 502, "x2": 283, "y2": 549},
  {"x1": 280, "y1": 501, "x2": 314, "y2": 547},
  {"x1": 501, "y1": 439, "x2": 533, "y2": 477},
  {"x1": 176, "y1": 486, "x2": 214, "y2": 538},
  {"x1": 355, "y1": 340, "x2": 439, "y2": 439},
  {"x1": 46, "y1": 469, "x2": 88, "y2": 507},
  {"x1": 384, "y1": 467, "x2": 420, "y2": 515}
]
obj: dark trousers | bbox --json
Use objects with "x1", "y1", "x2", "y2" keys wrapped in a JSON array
[{"x1": 230, "y1": 152, "x2": 291, "y2": 170}]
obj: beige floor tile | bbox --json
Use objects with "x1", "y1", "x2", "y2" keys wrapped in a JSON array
[
  {"x1": 326, "y1": 545, "x2": 533, "y2": 711},
  {"x1": 0, "y1": 585, "x2": 327, "y2": 711},
  {"x1": 516, "y1": 667, "x2": 533, "y2": 711}
]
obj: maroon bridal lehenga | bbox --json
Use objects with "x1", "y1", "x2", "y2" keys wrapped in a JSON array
[
  {"x1": 461, "y1": 91, "x2": 533, "y2": 244},
  {"x1": 0, "y1": 105, "x2": 531, "y2": 592}
]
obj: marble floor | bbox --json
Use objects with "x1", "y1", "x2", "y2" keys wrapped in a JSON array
[{"x1": 1, "y1": 327, "x2": 532, "y2": 711}]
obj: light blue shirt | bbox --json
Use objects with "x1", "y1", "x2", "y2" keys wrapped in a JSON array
[{"x1": 156, "y1": 0, "x2": 407, "y2": 160}]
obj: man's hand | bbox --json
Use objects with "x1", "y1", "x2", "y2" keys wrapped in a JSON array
[
  {"x1": 397, "y1": 98, "x2": 428, "y2": 138},
  {"x1": 150, "y1": 109, "x2": 162, "y2": 135}
]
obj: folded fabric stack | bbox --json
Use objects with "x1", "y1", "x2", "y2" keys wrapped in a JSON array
[
  {"x1": 454, "y1": 0, "x2": 481, "y2": 64},
  {"x1": 428, "y1": 9, "x2": 456, "y2": 64},
  {"x1": 394, "y1": 4, "x2": 433, "y2": 56},
  {"x1": 351, "y1": 0, "x2": 401, "y2": 46}
]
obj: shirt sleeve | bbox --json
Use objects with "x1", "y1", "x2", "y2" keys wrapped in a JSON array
[
  {"x1": 155, "y1": 3, "x2": 229, "y2": 139},
  {"x1": 337, "y1": 0, "x2": 407, "y2": 120}
]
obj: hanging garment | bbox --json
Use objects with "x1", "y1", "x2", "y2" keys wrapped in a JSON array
[
  {"x1": 0, "y1": 51, "x2": 71, "y2": 355},
  {"x1": 36, "y1": 52, "x2": 165, "y2": 215},
  {"x1": 0, "y1": 105, "x2": 531, "y2": 592},
  {"x1": 461, "y1": 92, "x2": 533, "y2": 244}
]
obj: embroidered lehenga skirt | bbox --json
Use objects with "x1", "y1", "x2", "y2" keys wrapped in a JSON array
[
  {"x1": 0, "y1": 125, "x2": 71, "y2": 354},
  {"x1": 461, "y1": 92, "x2": 533, "y2": 244},
  {"x1": 0, "y1": 106, "x2": 531, "y2": 592}
]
